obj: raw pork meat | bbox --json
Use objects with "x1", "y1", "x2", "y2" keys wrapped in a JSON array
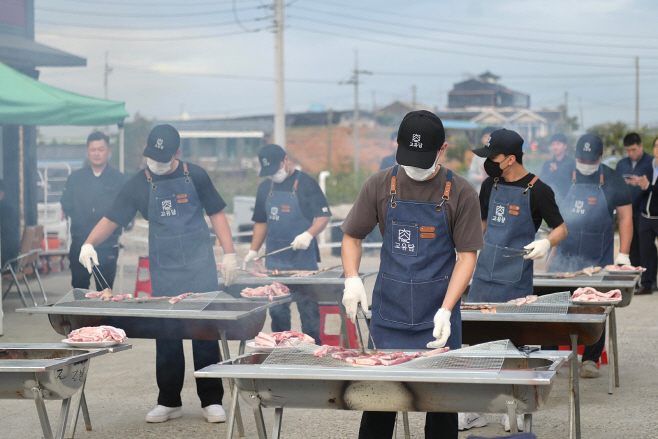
[
  {"x1": 571, "y1": 287, "x2": 621, "y2": 302},
  {"x1": 240, "y1": 282, "x2": 290, "y2": 301},
  {"x1": 67, "y1": 325, "x2": 127, "y2": 343}
]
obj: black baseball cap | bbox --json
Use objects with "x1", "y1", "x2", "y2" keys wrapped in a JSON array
[
  {"x1": 575, "y1": 134, "x2": 603, "y2": 161},
  {"x1": 258, "y1": 144, "x2": 287, "y2": 177},
  {"x1": 395, "y1": 110, "x2": 445, "y2": 169},
  {"x1": 550, "y1": 133, "x2": 568, "y2": 144},
  {"x1": 472, "y1": 128, "x2": 524, "y2": 158},
  {"x1": 143, "y1": 124, "x2": 180, "y2": 163}
]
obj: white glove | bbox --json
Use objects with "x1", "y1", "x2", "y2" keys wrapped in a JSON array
[
  {"x1": 427, "y1": 308, "x2": 451, "y2": 349},
  {"x1": 79, "y1": 243, "x2": 98, "y2": 274},
  {"x1": 221, "y1": 253, "x2": 238, "y2": 286},
  {"x1": 523, "y1": 239, "x2": 551, "y2": 260},
  {"x1": 614, "y1": 253, "x2": 631, "y2": 266},
  {"x1": 342, "y1": 277, "x2": 368, "y2": 323},
  {"x1": 242, "y1": 249, "x2": 258, "y2": 270},
  {"x1": 291, "y1": 231, "x2": 314, "y2": 251}
]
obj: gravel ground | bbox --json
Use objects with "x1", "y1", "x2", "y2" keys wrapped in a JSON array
[{"x1": 1, "y1": 239, "x2": 657, "y2": 438}]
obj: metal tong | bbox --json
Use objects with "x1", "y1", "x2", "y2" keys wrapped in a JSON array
[
  {"x1": 503, "y1": 249, "x2": 530, "y2": 258},
  {"x1": 354, "y1": 305, "x2": 377, "y2": 353},
  {"x1": 253, "y1": 245, "x2": 293, "y2": 261},
  {"x1": 91, "y1": 263, "x2": 112, "y2": 291}
]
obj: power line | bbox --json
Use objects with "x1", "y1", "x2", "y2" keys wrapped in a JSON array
[
  {"x1": 35, "y1": 5, "x2": 257, "y2": 18},
  {"x1": 55, "y1": 0, "x2": 259, "y2": 6},
  {"x1": 303, "y1": 0, "x2": 658, "y2": 42},
  {"x1": 232, "y1": 0, "x2": 261, "y2": 32},
  {"x1": 287, "y1": 14, "x2": 658, "y2": 61},
  {"x1": 292, "y1": 4, "x2": 658, "y2": 51},
  {"x1": 37, "y1": 28, "x2": 270, "y2": 41},
  {"x1": 289, "y1": 25, "x2": 655, "y2": 70},
  {"x1": 36, "y1": 17, "x2": 269, "y2": 30}
]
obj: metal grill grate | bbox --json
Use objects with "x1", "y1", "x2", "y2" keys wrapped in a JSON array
[
  {"x1": 260, "y1": 340, "x2": 518, "y2": 372},
  {"x1": 54, "y1": 289, "x2": 218, "y2": 311},
  {"x1": 465, "y1": 291, "x2": 571, "y2": 314}
]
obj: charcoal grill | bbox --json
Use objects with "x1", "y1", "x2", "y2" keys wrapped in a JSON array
[
  {"x1": 0, "y1": 342, "x2": 130, "y2": 439},
  {"x1": 17, "y1": 291, "x2": 291, "y2": 438},
  {"x1": 196, "y1": 342, "x2": 569, "y2": 439},
  {"x1": 221, "y1": 267, "x2": 377, "y2": 348},
  {"x1": 461, "y1": 304, "x2": 610, "y2": 439}
]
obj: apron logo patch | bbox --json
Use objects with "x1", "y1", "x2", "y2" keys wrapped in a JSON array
[
  {"x1": 572, "y1": 200, "x2": 586, "y2": 215},
  {"x1": 158, "y1": 196, "x2": 178, "y2": 218},
  {"x1": 269, "y1": 206, "x2": 280, "y2": 221},
  {"x1": 588, "y1": 197, "x2": 597, "y2": 205},
  {"x1": 392, "y1": 224, "x2": 418, "y2": 256},
  {"x1": 492, "y1": 205, "x2": 506, "y2": 224}
]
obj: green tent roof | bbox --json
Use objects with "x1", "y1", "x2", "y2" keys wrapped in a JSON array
[{"x1": 0, "y1": 62, "x2": 128, "y2": 126}]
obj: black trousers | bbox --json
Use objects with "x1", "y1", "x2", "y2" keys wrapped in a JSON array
[
  {"x1": 269, "y1": 299, "x2": 321, "y2": 344},
  {"x1": 358, "y1": 411, "x2": 458, "y2": 439},
  {"x1": 155, "y1": 338, "x2": 224, "y2": 408},
  {"x1": 639, "y1": 216, "x2": 658, "y2": 289},
  {"x1": 582, "y1": 328, "x2": 606, "y2": 363},
  {"x1": 630, "y1": 213, "x2": 642, "y2": 268},
  {"x1": 69, "y1": 242, "x2": 118, "y2": 290}
]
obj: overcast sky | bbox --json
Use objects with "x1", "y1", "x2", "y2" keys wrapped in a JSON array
[{"x1": 34, "y1": 0, "x2": 658, "y2": 136}]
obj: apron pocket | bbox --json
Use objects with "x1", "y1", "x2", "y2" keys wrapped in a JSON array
[
  {"x1": 155, "y1": 236, "x2": 185, "y2": 268},
  {"x1": 181, "y1": 229, "x2": 210, "y2": 265},
  {"x1": 490, "y1": 245, "x2": 524, "y2": 283},
  {"x1": 379, "y1": 273, "x2": 447, "y2": 326}
]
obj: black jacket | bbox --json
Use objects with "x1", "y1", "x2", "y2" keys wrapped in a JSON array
[
  {"x1": 640, "y1": 159, "x2": 658, "y2": 219},
  {"x1": 61, "y1": 165, "x2": 127, "y2": 247}
]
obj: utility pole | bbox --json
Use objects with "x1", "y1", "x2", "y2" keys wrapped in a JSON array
[
  {"x1": 327, "y1": 108, "x2": 333, "y2": 172},
  {"x1": 273, "y1": 0, "x2": 286, "y2": 148},
  {"x1": 372, "y1": 90, "x2": 377, "y2": 113},
  {"x1": 346, "y1": 50, "x2": 371, "y2": 180},
  {"x1": 104, "y1": 51, "x2": 112, "y2": 100},
  {"x1": 411, "y1": 85, "x2": 417, "y2": 110},
  {"x1": 578, "y1": 97, "x2": 584, "y2": 131},
  {"x1": 635, "y1": 56, "x2": 639, "y2": 131},
  {"x1": 564, "y1": 91, "x2": 569, "y2": 133}
]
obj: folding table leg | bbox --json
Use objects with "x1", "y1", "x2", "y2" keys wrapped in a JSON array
[
  {"x1": 31, "y1": 387, "x2": 54, "y2": 439},
  {"x1": 271, "y1": 407, "x2": 284, "y2": 439},
  {"x1": 611, "y1": 308, "x2": 620, "y2": 388},
  {"x1": 524, "y1": 413, "x2": 532, "y2": 433},
  {"x1": 33, "y1": 262, "x2": 48, "y2": 304},
  {"x1": 570, "y1": 334, "x2": 581, "y2": 439},
  {"x1": 607, "y1": 309, "x2": 615, "y2": 395},
  {"x1": 219, "y1": 330, "x2": 244, "y2": 437},
  {"x1": 506, "y1": 400, "x2": 519, "y2": 434},
  {"x1": 7, "y1": 266, "x2": 29, "y2": 307},
  {"x1": 55, "y1": 397, "x2": 72, "y2": 439},
  {"x1": 226, "y1": 381, "x2": 240, "y2": 439},
  {"x1": 80, "y1": 391, "x2": 92, "y2": 431},
  {"x1": 402, "y1": 412, "x2": 410, "y2": 439},
  {"x1": 63, "y1": 377, "x2": 88, "y2": 438}
]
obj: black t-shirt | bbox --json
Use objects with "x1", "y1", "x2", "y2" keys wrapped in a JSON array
[
  {"x1": 253, "y1": 170, "x2": 331, "y2": 223},
  {"x1": 539, "y1": 156, "x2": 575, "y2": 202},
  {"x1": 569, "y1": 165, "x2": 632, "y2": 217},
  {"x1": 480, "y1": 173, "x2": 564, "y2": 231},
  {"x1": 106, "y1": 162, "x2": 226, "y2": 227}
]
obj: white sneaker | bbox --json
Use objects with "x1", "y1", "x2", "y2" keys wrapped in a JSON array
[
  {"x1": 203, "y1": 404, "x2": 227, "y2": 423},
  {"x1": 458, "y1": 412, "x2": 488, "y2": 430},
  {"x1": 146, "y1": 405, "x2": 182, "y2": 423},
  {"x1": 580, "y1": 360, "x2": 600, "y2": 378},
  {"x1": 502, "y1": 413, "x2": 524, "y2": 432}
]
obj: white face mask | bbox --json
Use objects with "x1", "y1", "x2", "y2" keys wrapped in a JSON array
[
  {"x1": 402, "y1": 151, "x2": 441, "y2": 181},
  {"x1": 576, "y1": 162, "x2": 599, "y2": 176},
  {"x1": 270, "y1": 165, "x2": 288, "y2": 183},
  {"x1": 147, "y1": 157, "x2": 174, "y2": 175}
]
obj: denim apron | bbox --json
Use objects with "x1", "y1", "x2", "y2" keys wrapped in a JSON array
[
  {"x1": 265, "y1": 170, "x2": 319, "y2": 271},
  {"x1": 551, "y1": 167, "x2": 614, "y2": 272},
  {"x1": 146, "y1": 163, "x2": 219, "y2": 296},
  {"x1": 468, "y1": 176, "x2": 538, "y2": 303},
  {"x1": 370, "y1": 166, "x2": 461, "y2": 350}
]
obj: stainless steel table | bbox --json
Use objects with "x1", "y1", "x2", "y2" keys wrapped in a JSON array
[
  {"x1": 17, "y1": 293, "x2": 291, "y2": 438},
  {"x1": 0, "y1": 342, "x2": 131, "y2": 439},
  {"x1": 196, "y1": 349, "x2": 570, "y2": 439},
  {"x1": 219, "y1": 267, "x2": 377, "y2": 348},
  {"x1": 462, "y1": 305, "x2": 610, "y2": 439}
]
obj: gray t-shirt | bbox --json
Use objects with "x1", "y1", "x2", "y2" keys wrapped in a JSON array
[{"x1": 341, "y1": 166, "x2": 484, "y2": 253}]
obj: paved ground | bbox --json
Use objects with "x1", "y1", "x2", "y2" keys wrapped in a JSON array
[{"x1": 1, "y1": 247, "x2": 657, "y2": 438}]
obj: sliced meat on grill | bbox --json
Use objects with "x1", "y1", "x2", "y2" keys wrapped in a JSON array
[
  {"x1": 422, "y1": 347, "x2": 450, "y2": 357},
  {"x1": 313, "y1": 345, "x2": 346, "y2": 357},
  {"x1": 85, "y1": 291, "x2": 103, "y2": 298},
  {"x1": 254, "y1": 330, "x2": 315, "y2": 347},
  {"x1": 168, "y1": 292, "x2": 198, "y2": 304},
  {"x1": 240, "y1": 282, "x2": 291, "y2": 301},
  {"x1": 572, "y1": 287, "x2": 621, "y2": 302},
  {"x1": 110, "y1": 294, "x2": 133, "y2": 302},
  {"x1": 331, "y1": 350, "x2": 361, "y2": 360},
  {"x1": 507, "y1": 295, "x2": 538, "y2": 306},
  {"x1": 604, "y1": 264, "x2": 644, "y2": 271},
  {"x1": 248, "y1": 270, "x2": 269, "y2": 278},
  {"x1": 99, "y1": 288, "x2": 114, "y2": 301}
]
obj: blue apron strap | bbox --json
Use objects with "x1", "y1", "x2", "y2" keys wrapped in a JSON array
[{"x1": 144, "y1": 168, "x2": 156, "y2": 189}]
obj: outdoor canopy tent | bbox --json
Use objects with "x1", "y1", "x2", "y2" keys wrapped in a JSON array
[{"x1": 0, "y1": 61, "x2": 129, "y2": 336}]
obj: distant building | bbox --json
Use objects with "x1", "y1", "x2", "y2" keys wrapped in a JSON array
[{"x1": 448, "y1": 71, "x2": 529, "y2": 109}]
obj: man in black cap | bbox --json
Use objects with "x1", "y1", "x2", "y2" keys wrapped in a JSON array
[
  {"x1": 341, "y1": 110, "x2": 483, "y2": 438},
  {"x1": 80, "y1": 124, "x2": 238, "y2": 423},
  {"x1": 551, "y1": 133, "x2": 632, "y2": 378},
  {"x1": 465, "y1": 128, "x2": 566, "y2": 432},
  {"x1": 244, "y1": 144, "x2": 332, "y2": 343},
  {"x1": 539, "y1": 133, "x2": 575, "y2": 202},
  {"x1": 468, "y1": 126, "x2": 497, "y2": 192}
]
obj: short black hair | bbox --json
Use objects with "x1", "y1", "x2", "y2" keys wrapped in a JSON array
[
  {"x1": 87, "y1": 131, "x2": 110, "y2": 147},
  {"x1": 512, "y1": 152, "x2": 523, "y2": 165},
  {"x1": 623, "y1": 132, "x2": 642, "y2": 147}
]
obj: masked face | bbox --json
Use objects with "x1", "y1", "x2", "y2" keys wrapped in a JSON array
[
  {"x1": 484, "y1": 156, "x2": 511, "y2": 178},
  {"x1": 402, "y1": 151, "x2": 442, "y2": 181},
  {"x1": 147, "y1": 157, "x2": 174, "y2": 175},
  {"x1": 270, "y1": 163, "x2": 289, "y2": 183},
  {"x1": 576, "y1": 161, "x2": 599, "y2": 176}
]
